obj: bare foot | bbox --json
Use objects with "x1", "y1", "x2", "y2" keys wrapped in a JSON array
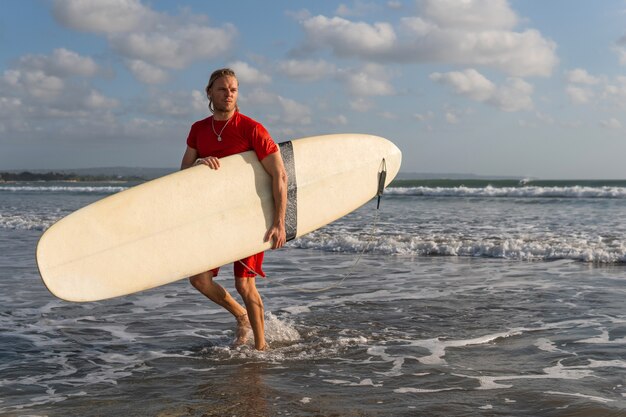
[{"x1": 232, "y1": 313, "x2": 252, "y2": 347}]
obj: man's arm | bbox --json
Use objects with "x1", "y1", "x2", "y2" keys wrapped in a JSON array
[
  {"x1": 181, "y1": 146, "x2": 221, "y2": 170},
  {"x1": 260, "y1": 151, "x2": 288, "y2": 249},
  {"x1": 180, "y1": 146, "x2": 198, "y2": 170}
]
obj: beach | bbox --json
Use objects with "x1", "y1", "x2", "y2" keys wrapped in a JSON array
[{"x1": 1, "y1": 179, "x2": 625, "y2": 416}]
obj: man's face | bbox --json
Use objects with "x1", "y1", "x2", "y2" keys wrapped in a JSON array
[{"x1": 209, "y1": 75, "x2": 238, "y2": 114}]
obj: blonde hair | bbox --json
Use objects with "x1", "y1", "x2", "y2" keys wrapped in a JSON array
[{"x1": 205, "y1": 68, "x2": 239, "y2": 113}]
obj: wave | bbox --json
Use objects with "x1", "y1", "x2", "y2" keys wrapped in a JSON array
[
  {"x1": 0, "y1": 185, "x2": 127, "y2": 193},
  {"x1": 0, "y1": 213, "x2": 59, "y2": 231},
  {"x1": 386, "y1": 185, "x2": 626, "y2": 199},
  {"x1": 290, "y1": 231, "x2": 626, "y2": 264}
]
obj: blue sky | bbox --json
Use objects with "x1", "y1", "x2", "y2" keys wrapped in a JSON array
[{"x1": 1, "y1": 0, "x2": 626, "y2": 178}]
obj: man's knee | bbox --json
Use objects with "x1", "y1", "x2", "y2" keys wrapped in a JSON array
[
  {"x1": 189, "y1": 272, "x2": 213, "y2": 289},
  {"x1": 235, "y1": 278, "x2": 254, "y2": 299}
]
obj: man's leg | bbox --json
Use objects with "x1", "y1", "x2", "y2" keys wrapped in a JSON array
[
  {"x1": 235, "y1": 277, "x2": 267, "y2": 350},
  {"x1": 189, "y1": 271, "x2": 251, "y2": 345}
]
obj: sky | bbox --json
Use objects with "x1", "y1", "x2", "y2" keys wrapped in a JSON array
[{"x1": 1, "y1": 0, "x2": 626, "y2": 179}]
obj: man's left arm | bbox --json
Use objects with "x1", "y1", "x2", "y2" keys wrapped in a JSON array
[{"x1": 260, "y1": 151, "x2": 288, "y2": 249}]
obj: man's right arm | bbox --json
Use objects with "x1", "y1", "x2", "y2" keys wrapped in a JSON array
[{"x1": 181, "y1": 146, "x2": 198, "y2": 170}]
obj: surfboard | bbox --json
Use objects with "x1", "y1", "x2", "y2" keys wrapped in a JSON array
[{"x1": 36, "y1": 134, "x2": 402, "y2": 302}]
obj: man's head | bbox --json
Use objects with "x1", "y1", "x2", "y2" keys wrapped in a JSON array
[{"x1": 206, "y1": 68, "x2": 239, "y2": 115}]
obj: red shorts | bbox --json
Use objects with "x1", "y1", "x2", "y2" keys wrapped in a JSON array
[{"x1": 210, "y1": 252, "x2": 266, "y2": 278}]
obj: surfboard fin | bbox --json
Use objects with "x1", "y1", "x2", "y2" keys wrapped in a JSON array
[{"x1": 377, "y1": 158, "x2": 387, "y2": 209}]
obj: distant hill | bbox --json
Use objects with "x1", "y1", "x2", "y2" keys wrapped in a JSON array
[{"x1": 1, "y1": 167, "x2": 176, "y2": 182}]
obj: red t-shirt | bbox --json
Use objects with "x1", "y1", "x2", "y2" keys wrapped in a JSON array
[{"x1": 186, "y1": 112, "x2": 278, "y2": 161}]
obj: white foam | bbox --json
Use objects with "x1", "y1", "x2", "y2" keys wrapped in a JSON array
[
  {"x1": 0, "y1": 213, "x2": 59, "y2": 230},
  {"x1": 264, "y1": 312, "x2": 300, "y2": 344},
  {"x1": 545, "y1": 391, "x2": 615, "y2": 404},
  {"x1": 409, "y1": 329, "x2": 523, "y2": 365},
  {"x1": 281, "y1": 306, "x2": 311, "y2": 315},
  {"x1": 387, "y1": 185, "x2": 626, "y2": 199},
  {"x1": 292, "y1": 231, "x2": 626, "y2": 263},
  {"x1": 0, "y1": 185, "x2": 126, "y2": 193},
  {"x1": 453, "y1": 360, "x2": 596, "y2": 391},
  {"x1": 394, "y1": 387, "x2": 462, "y2": 394},
  {"x1": 576, "y1": 329, "x2": 626, "y2": 344}
]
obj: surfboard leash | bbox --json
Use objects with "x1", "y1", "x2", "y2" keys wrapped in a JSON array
[{"x1": 239, "y1": 158, "x2": 388, "y2": 293}]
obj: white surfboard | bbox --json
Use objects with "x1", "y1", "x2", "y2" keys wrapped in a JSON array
[{"x1": 36, "y1": 134, "x2": 402, "y2": 302}]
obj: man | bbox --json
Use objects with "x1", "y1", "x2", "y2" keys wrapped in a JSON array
[{"x1": 180, "y1": 68, "x2": 287, "y2": 351}]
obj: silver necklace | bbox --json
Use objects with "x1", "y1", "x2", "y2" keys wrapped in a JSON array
[{"x1": 211, "y1": 116, "x2": 232, "y2": 142}]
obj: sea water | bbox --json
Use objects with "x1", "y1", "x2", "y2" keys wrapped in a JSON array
[{"x1": 0, "y1": 179, "x2": 625, "y2": 416}]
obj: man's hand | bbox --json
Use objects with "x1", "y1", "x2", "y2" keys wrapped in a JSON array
[
  {"x1": 194, "y1": 156, "x2": 221, "y2": 170},
  {"x1": 264, "y1": 223, "x2": 286, "y2": 249}
]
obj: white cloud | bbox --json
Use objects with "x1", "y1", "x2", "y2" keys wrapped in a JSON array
[
  {"x1": 490, "y1": 77, "x2": 533, "y2": 112},
  {"x1": 85, "y1": 90, "x2": 119, "y2": 109},
  {"x1": 615, "y1": 46, "x2": 626, "y2": 66},
  {"x1": 240, "y1": 88, "x2": 312, "y2": 127},
  {"x1": 111, "y1": 25, "x2": 236, "y2": 70},
  {"x1": 277, "y1": 96, "x2": 312, "y2": 125},
  {"x1": 228, "y1": 61, "x2": 271, "y2": 85},
  {"x1": 421, "y1": 0, "x2": 517, "y2": 30},
  {"x1": 127, "y1": 60, "x2": 168, "y2": 84},
  {"x1": 445, "y1": 111, "x2": 459, "y2": 124},
  {"x1": 327, "y1": 114, "x2": 348, "y2": 125},
  {"x1": 339, "y1": 64, "x2": 395, "y2": 96},
  {"x1": 54, "y1": 0, "x2": 237, "y2": 76},
  {"x1": 52, "y1": 0, "x2": 159, "y2": 33},
  {"x1": 3, "y1": 69, "x2": 65, "y2": 100},
  {"x1": 431, "y1": 69, "x2": 533, "y2": 112},
  {"x1": 430, "y1": 69, "x2": 495, "y2": 101},
  {"x1": 566, "y1": 68, "x2": 602, "y2": 85},
  {"x1": 191, "y1": 90, "x2": 208, "y2": 114},
  {"x1": 296, "y1": 0, "x2": 557, "y2": 77},
  {"x1": 301, "y1": 15, "x2": 397, "y2": 56},
  {"x1": 566, "y1": 85, "x2": 594, "y2": 104},
  {"x1": 414, "y1": 111, "x2": 434, "y2": 121},
  {"x1": 278, "y1": 59, "x2": 337, "y2": 81},
  {"x1": 350, "y1": 97, "x2": 374, "y2": 112},
  {"x1": 335, "y1": 1, "x2": 379, "y2": 17},
  {"x1": 566, "y1": 68, "x2": 600, "y2": 85},
  {"x1": 600, "y1": 118, "x2": 622, "y2": 129},
  {"x1": 19, "y1": 48, "x2": 99, "y2": 78}
]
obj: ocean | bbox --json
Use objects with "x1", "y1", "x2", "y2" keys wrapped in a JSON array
[{"x1": 0, "y1": 178, "x2": 625, "y2": 416}]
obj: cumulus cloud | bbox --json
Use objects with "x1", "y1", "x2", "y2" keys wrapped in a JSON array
[
  {"x1": 52, "y1": 0, "x2": 159, "y2": 33},
  {"x1": 599, "y1": 118, "x2": 622, "y2": 129},
  {"x1": 338, "y1": 63, "x2": 395, "y2": 96},
  {"x1": 111, "y1": 25, "x2": 236, "y2": 70},
  {"x1": 228, "y1": 61, "x2": 272, "y2": 85},
  {"x1": 300, "y1": 15, "x2": 397, "y2": 57},
  {"x1": 277, "y1": 59, "x2": 337, "y2": 81},
  {"x1": 350, "y1": 97, "x2": 374, "y2": 112},
  {"x1": 562, "y1": 68, "x2": 626, "y2": 106},
  {"x1": 430, "y1": 69, "x2": 495, "y2": 101},
  {"x1": 3, "y1": 69, "x2": 65, "y2": 100},
  {"x1": 566, "y1": 68, "x2": 600, "y2": 85},
  {"x1": 240, "y1": 87, "x2": 312, "y2": 128},
  {"x1": 430, "y1": 69, "x2": 533, "y2": 112},
  {"x1": 420, "y1": 0, "x2": 517, "y2": 30},
  {"x1": 566, "y1": 85, "x2": 594, "y2": 104},
  {"x1": 18, "y1": 48, "x2": 99, "y2": 78},
  {"x1": 294, "y1": 0, "x2": 557, "y2": 77},
  {"x1": 0, "y1": 47, "x2": 121, "y2": 140},
  {"x1": 53, "y1": 0, "x2": 237, "y2": 80},
  {"x1": 127, "y1": 60, "x2": 168, "y2": 84}
]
